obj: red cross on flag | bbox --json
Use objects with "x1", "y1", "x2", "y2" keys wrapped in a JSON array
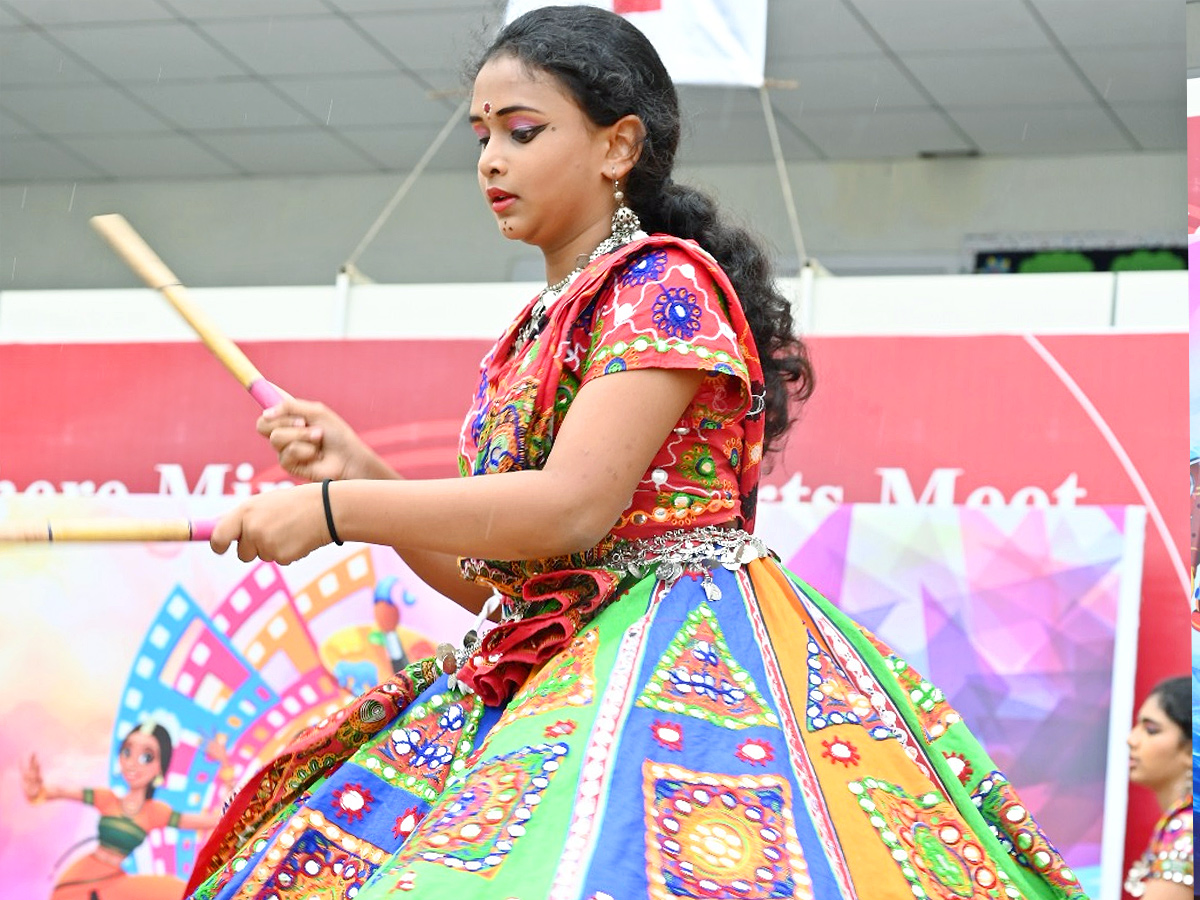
[{"x1": 503, "y1": 0, "x2": 768, "y2": 87}]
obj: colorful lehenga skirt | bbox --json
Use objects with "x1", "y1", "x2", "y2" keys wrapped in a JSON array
[{"x1": 187, "y1": 554, "x2": 1087, "y2": 900}]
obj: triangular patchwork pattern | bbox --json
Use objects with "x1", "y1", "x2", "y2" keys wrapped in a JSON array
[
  {"x1": 635, "y1": 604, "x2": 777, "y2": 729},
  {"x1": 356, "y1": 689, "x2": 482, "y2": 803},
  {"x1": 804, "y1": 630, "x2": 894, "y2": 740},
  {"x1": 884, "y1": 655, "x2": 962, "y2": 741},
  {"x1": 849, "y1": 776, "x2": 1015, "y2": 900},
  {"x1": 381, "y1": 742, "x2": 570, "y2": 881},
  {"x1": 970, "y1": 771, "x2": 1086, "y2": 898}
]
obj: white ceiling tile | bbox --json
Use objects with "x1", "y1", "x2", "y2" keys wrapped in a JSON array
[
  {"x1": 1, "y1": 0, "x2": 175, "y2": 25},
  {"x1": 330, "y1": 0, "x2": 491, "y2": 10},
  {"x1": 766, "y1": 0, "x2": 878, "y2": 58},
  {"x1": 903, "y1": 50, "x2": 1094, "y2": 106},
  {"x1": 1070, "y1": 47, "x2": 1183, "y2": 105},
  {"x1": 946, "y1": 104, "x2": 1134, "y2": 155},
  {"x1": 0, "y1": 1, "x2": 1176, "y2": 180},
  {"x1": 1031, "y1": 0, "x2": 1181, "y2": 48},
  {"x1": 358, "y1": 9, "x2": 499, "y2": 73},
  {"x1": 50, "y1": 21, "x2": 247, "y2": 81},
  {"x1": 168, "y1": 0, "x2": 332, "y2": 19},
  {"x1": 631, "y1": 88, "x2": 826, "y2": 160},
  {"x1": 679, "y1": 117, "x2": 773, "y2": 165},
  {"x1": 847, "y1": 0, "x2": 1050, "y2": 52},
  {"x1": 0, "y1": 108, "x2": 32, "y2": 135},
  {"x1": 677, "y1": 86, "x2": 767, "y2": 119},
  {"x1": 418, "y1": 69, "x2": 472, "y2": 104},
  {"x1": 679, "y1": 111, "x2": 822, "y2": 165},
  {"x1": 339, "y1": 124, "x2": 481, "y2": 171},
  {"x1": 0, "y1": 135, "x2": 108, "y2": 180},
  {"x1": 272, "y1": 73, "x2": 456, "y2": 127},
  {"x1": 198, "y1": 128, "x2": 383, "y2": 174},
  {"x1": 1110, "y1": 103, "x2": 1185, "y2": 151},
  {"x1": 791, "y1": 108, "x2": 973, "y2": 159},
  {"x1": 56, "y1": 133, "x2": 241, "y2": 178},
  {"x1": 770, "y1": 56, "x2": 929, "y2": 113},
  {"x1": 1, "y1": 84, "x2": 173, "y2": 134},
  {"x1": 199, "y1": 15, "x2": 396, "y2": 76},
  {"x1": 1190, "y1": 3, "x2": 1200, "y2": 70},
  {"x1": 0, "y1": 27, "x2": 99, "y2": 85},
  {"x1": 129, "y1": 80, "x2": 308, "y2": 129}
]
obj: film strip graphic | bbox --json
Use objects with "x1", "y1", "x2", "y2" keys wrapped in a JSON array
[
  {"x1": 109, "y1": 545, "x2": 435, "y2": 879},
  {"x1": 110, "y1": 584, "x2": 276, "y2": 878}
]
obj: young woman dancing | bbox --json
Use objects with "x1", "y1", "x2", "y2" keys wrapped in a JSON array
[{"x1": 188, "y1": 7, "x2": 1085, "y2": 899}]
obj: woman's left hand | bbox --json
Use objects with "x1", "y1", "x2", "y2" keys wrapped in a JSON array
[{"x1": 210, "y1": 483, "x2": 329, "y2": 564}]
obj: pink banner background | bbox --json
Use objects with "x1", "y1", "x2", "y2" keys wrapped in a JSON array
[{"x1": 0, "y1": 332, "x2": 1187, "y2": 889}]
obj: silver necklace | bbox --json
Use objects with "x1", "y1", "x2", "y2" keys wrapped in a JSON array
[{"x1": 514, "y1": 230, "x2": 629, "y2": 351}]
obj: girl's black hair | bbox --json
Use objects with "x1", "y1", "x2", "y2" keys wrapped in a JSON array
[
  {"x1": 120, "y1": 722, "x2": 174, "y2": 799},
  {"x1": 475, "y1": 5, "x2": 814, "y2": 449},
  {"x1": 1148, "y1": 675, "x2": 1191, "y2": 745}
]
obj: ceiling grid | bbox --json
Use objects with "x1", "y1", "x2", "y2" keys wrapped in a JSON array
[{"x1": 0, "y1": 0, "x2": 1182, "y2": 183}]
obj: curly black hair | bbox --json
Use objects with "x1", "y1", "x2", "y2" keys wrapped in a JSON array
[{"x1": 474, "y1": 5, "x2": 814, "y2": 450}]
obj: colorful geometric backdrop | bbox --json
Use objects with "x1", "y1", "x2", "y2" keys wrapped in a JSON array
[
  {"x1": 0, "y1": 496, "x2": 1142, "y2": 899},
  {"x1": 0, "y1": 332, "x2": 1184, "y2": 895},
  {"x1": 772, "y1": 503, "x2": 1148, "y2": 897}
]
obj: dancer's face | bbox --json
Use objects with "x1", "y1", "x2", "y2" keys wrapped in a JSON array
[
  {"x1": 1126, "y1": 693, "x2": 1189, "y2": 791},
  {"x1": 119, "y1": 730, "x2": 162, "y2": 790},
  {"x1": 471, "y1": 55, "x2": 617, "y2": 256}
]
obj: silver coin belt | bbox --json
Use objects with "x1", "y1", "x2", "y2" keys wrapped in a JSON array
[
  {"x1": 446, "y1": 526, "x2": 771, "y2": 688},
  {"x1": 602, "y1": 525, "x2": 772, "y2": 602}
]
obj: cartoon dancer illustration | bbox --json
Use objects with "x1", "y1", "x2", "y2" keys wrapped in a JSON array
[{"x1": 22, "y1": 719, "x2": 222, "y2": 899}]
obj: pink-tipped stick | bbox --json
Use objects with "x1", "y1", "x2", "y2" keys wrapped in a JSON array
[
  {"x1": 0, "y1": 518, "x2": 217, "y2": 543},
  {"x1": 248, "y1": 379, "x2": 286, "y2": 411},
  {"x1": 190, "y1": 518, "x2": 217, "y2": 542}
]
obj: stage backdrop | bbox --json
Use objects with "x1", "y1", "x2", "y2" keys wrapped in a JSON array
[
  {"x1": 0, "y1": 494, "x2": 1143, "y2": 900},
  {"x1": 0, "y1": 332, "x2": 1188, "y2": 897}
]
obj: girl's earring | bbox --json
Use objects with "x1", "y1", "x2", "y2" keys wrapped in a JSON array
[
  {"x1": 153, "y1": 775, "x2": 164, "y2": 788},
  {"x1": 611, "y1": 176, "x2": 640, "y2": 243}
]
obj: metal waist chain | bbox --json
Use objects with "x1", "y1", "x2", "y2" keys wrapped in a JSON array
[
  {"x1": 602, "y1": 525, "x2": 772, "y2": 601},
  {"x1": 443, "y1": 526, "x2": 771, "y2": 691}
]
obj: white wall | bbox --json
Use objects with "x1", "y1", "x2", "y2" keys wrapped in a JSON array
[
  {"x1": 0, "y1": 269, "x2": 1183, "y2": 344},
  {"x1": 0, "y1": 151, "x2": 1183, "y2": 291}
]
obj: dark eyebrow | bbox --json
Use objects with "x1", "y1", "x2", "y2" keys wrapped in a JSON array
[{"x1": 468, "y1": 105, "x2": 544, "y2": 123}]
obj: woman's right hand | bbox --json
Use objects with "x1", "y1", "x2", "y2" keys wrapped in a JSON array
[{"x1": 258, "y1": 399, "x2": 392, "y2": 483}]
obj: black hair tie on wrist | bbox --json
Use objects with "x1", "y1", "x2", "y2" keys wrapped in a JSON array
[{"x1": 322, "y1": 479, "x2": 344, "y2": 546}]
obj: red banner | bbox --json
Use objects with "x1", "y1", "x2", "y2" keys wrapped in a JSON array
[{"x1": 2, "y1": 332, "x2": 1187, "y2": 876}]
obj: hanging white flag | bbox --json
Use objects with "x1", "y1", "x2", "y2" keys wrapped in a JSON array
[{"x1": 503, "y1": 0, "x2": 767, "y2": 88}]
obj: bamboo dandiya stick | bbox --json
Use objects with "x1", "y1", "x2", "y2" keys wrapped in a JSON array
[
  {"x1": 89, "y1": 214, "x2": 285, "y2": 410},
  {"x1": 3, "y1": 218, "x2": 295, "y2": 544},
  {"x1": 0, "y1": 518, "x2": 217, "y2": 543}
]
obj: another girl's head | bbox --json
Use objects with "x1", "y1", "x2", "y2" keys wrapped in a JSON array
[
  {"x1": 1127, "y1": 676, "x2": 1191, "y2": 799},
  {"x1": 118, "y1": 722, "x2": 173, "y2": 798},
  {"x1": 473, "y1": 6, "x2": 814, "y2": 449}
]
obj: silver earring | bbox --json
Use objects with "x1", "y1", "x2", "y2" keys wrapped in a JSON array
[{"x1": 611, "y1": 176, "x2": 641, "y2": 243}]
